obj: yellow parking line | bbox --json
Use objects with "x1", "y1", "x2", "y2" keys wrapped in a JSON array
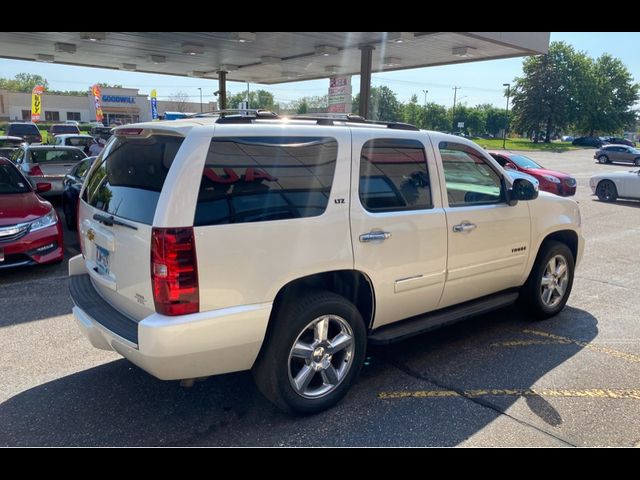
[
  {"x1": 524, "y1": 329, "x2": 640, "y2": 364},
  {"x1": 379, "y1": 389, "x2": 640, "y2": 400},
  {"x1": 491, "y1": 339, "x2": 569, "y2": 347}
]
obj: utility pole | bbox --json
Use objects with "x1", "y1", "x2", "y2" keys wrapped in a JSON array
[
  {"x1": 247, "y1": 82, "x2": 250, "y2": 109},
  {"x1": 503, "y1": 83, "x2": 511, "y2": 149},
  {"x1": 197, "y1": 87, "x2": 202, "y2": 112},
  {"x1": 452, "y1": 86, "x2": 460, "y2": 132}
]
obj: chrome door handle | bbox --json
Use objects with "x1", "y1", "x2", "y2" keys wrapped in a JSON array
[
  {"x1": 452, "y1": 222, "x2": 477, "y2": 233},
  {"x1": 359, "y1": 231, "x2": 391, "y2": 243}
]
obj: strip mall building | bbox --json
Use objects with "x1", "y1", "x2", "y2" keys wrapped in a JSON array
[{"x1": 0, "y1": 87, "x2": 215, "y2": 124}]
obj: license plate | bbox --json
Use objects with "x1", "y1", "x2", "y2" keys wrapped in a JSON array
[
  {"x1": 0, "y1": 248, "x2": 4, "y2": 262},
  {"x1": 96, "y1": 245, "x2": 110, "y2": 275}
]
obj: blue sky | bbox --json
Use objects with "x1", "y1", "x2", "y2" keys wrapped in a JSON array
[{"x1": 0, "y1": 32, "x2": 638, "y2": 109}]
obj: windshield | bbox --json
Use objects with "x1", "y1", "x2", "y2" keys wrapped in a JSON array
[
  {"x1": 629, "y1": 148, "x2": 640, "y2": 154},
  {"x1": 0, "y1": 163, "x2": 30, "y2": 194},
  {"x1": 8, "y1": 124, "x2": 39, "y2": 135},
  {"x1": 507, "y1": 154, "x2": 543, "y2": 169}
]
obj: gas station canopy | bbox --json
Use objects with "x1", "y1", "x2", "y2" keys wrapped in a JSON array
[{"x1": 0, "y1": 32, "x2": 549, "y2": 84}]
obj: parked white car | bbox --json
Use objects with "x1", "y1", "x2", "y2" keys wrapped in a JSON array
[
  {"x1": 590, "y1": 168, "x2": 640, "y2": 202},
  {"x1": 68, "y1": 113, "x2": 584, "y2": 414},
  {"x1": 52, "y1": 134, "x2": 95, "y2": 151}
]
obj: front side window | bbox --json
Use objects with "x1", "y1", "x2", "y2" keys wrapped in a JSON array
[
  {"x1": 195, "y1": 136, "x2": 337, "y2": 226},
  {"x1": 359, "y1": 138, "x2": 432, "y2": 212},
  {"x1": 439, "y1": 141, "x2": 504, "y2": 207}
]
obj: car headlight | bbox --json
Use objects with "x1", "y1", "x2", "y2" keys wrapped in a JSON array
[
  {"x1": 30, "y1": 210, "x2": 58, "y2": 232},
  {"x1": 541, "y1": 174, "x2": 561, "y2": 184}
]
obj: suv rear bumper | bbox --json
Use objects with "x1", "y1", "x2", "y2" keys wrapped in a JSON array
[{"x1": 69, "y1": 257, "x2": 271, "y2": 380}]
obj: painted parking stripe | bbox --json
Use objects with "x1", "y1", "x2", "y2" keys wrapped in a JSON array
[
  {"x1": 490, "y1": 329, "x2": 640, "y2": 364},
  {"x1": 379, "y1": 389, "x2": 640, "y2": 400}
]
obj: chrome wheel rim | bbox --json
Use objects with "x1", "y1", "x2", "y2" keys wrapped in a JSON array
[
  {"x1": 598, "y1": 155, "x2": 607, "y2": 164},
  {"x1": 288, "y1": 314, "x2": 355, "y2": 399},
  {"x1": 540, "y1": 254, "x2": 569, "y2": 308},
  {"x1": 598, "y1": 181, "x2": 614, "y2": 200}
]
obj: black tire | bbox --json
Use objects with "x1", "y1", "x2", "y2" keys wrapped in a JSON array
[
  {"x1": 596, "y1": 180, "x2": 618, "y2": 202},
  {"x1": 597, "y1": 154, "x2": 609, "y2": 164},
  {"x1": 519, "y1": 240, "x2": 575, "y2": 320},
  {"x1": 634, "y1": 158, "x2": 640, "y2": 166},
  {"x1": 252, "y1": 290, "x2": 367, "y2": 414}
]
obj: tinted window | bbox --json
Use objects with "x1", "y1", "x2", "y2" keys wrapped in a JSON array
[
  {"x1": 439, "y1": 141, "x2": 503, "y2": 207},
  {"x1": 84, "y1": 135, "x2": 184, "y2": 225},
  {"x1": 8, "y1": 124, "x2": 39, "y2": 135},
  {"x1": 194, "y1": 136, "x2": 337, "y2": 226},
  {"x1": 0, "y1": 163, "x2": 30, "y2": 194},
  {"x1": 66, "y1": 137, "x2": 93, "y2": 147},
  {"x1": 73, "y1": 158, "x2": 94, "y2": 179},
  {"x1": 51, "y1": 125, "x2": 80, "y2": 134},
  {"x1": 359, "y1": 138, "x2": 432, "y2": 212},
  {"x1": 29, "y1": 149, "x2": 85, "y2": 163}
]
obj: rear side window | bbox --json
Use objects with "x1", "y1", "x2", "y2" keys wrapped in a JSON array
[
  {"x1": 84, "y1": 135, "x2": 184, "y2": 225},
  {"x1": 194, "y1": 136, "x2": 337, "y2": 226},
  {"x1": 358, "y1": 138, "x2": 432, "y2": 212}
]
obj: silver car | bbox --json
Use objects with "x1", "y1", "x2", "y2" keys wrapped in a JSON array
[
  {"x1": 594, "y1": 145, "x2": 640, "y2": 166},
  {"x1": 10, "y1": 144, "x2": 87, "y2": 195}
]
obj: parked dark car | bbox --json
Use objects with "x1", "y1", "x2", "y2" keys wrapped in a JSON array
[
  {"x1": 602, "y1": 136, "x2": 636, "y2": 147},
  {"x1": 62, "y1": 156, "x2": 95, "y2": 230},
  {"x1": 0, "y1": 158, "x2": 63, "y2": 269},
  {"x1": 48, "y1": 124, "x2": 81, "y2": 140},
  {"x1": 5, "y1": 122, "x2": 42, "y2": 144},
  {"x1": 572, "y1": 136, "x2": 606, "y2": 147}
]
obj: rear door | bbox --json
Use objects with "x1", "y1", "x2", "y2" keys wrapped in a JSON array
[
  {"x1": 350, "y1": 130, "x2": 447, "y2": 328},
  {"x1": 80, "y1": 131, "x2": 185, "y2": 320}
]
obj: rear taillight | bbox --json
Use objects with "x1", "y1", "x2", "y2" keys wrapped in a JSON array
[
  {"x1": 151, "y1": 227, "x2": 199, "y2": 316},
  {"x1": 28, "y1": 165, "x2": 44, "y2": 176}
]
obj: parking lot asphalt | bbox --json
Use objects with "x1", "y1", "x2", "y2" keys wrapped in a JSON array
[{"x1": 1, "y1": 148, "x2": 639, "y2": 447}]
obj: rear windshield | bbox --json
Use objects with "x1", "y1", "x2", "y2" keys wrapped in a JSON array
[
  {"x1": 83, "y1": 134, "x2": 184, "y2": 225},
  {"x1": 8, "y1": 124, "x2": 39, "y2": 135},
  {"x1": 30, "y1": 149, "x2": 85, "y2": 163},
  {"x1": 65, "y1": 137, "x2": 93, "y2": 147},
  {"x1": 0, "y1": 163, "x2": 30, "y2": 194},
  {"x1": 51, "y1": 125, "x2": 80, "y2": 134}
]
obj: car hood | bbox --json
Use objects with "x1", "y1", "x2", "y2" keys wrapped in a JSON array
[
  {"x1": 591, "y1": 170, "x2": 640, "y2": 181},
  {"x1": 522, "y1": 167, "x2": 573, "y2": 179},
  {"x1": 0, "y1": 192, "x2": 52, "y2": 225}
]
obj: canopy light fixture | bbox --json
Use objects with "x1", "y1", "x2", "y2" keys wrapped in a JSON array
[
  {"x1": 387, "y1": 32, "x2": 414, "y2": 44},
  {"x1": 120, "y1": 63, "x2": 137, "y2": 71},
  {"x1": 217, "y1": 64, "x2": 239, "y2": 72},
  {"x1": 452, "y1": 46, "x2": 476, "y2": 57},
  {"x1": 230, "y1": 32, "x2": 256, "y2": 43},
  {"x1": 80, "y1": 32, "x2": 106, "y2": 42},
  {"x1": 383, "y1": 57, "x2": 402, "y2": 67},
  {"x1": 182, "y1": 43, "x2": 204, "y2": 55},
  {"x1": 149, "y1": 55, "x2": 166, "y2": 64},
  {"x1": 324, "y1": 65, "x2": 340, "y2": 74},
  {"x1": 35, "y1": 54, "x2": 54, "y2": 63},
  {"x1": 261, "y1": 56, "x2": 281, "y2": 64},
  {"x1": 54, "y1": 42, "x2": 76, "y2": 54},
  {"x1": 189, "y1": 70, "x2": 207, "y2": 77},
  {"x1": 315, "y1": 45, "x2": 339, "y2": 56}
]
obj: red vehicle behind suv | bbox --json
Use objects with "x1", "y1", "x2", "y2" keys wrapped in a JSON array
[
  {"x1": 0, "y1": 158, "x2": 63, "y2": 269},
  {"x1": 489, "y1": 151, "x2": 577, "y2": 197}
]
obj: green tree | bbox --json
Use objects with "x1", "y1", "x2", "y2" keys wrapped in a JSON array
[
  {"x1": 402, "y1": 94, "x2": 424, "y2": 127},
  {"x1": 0, "y1": 73, "x2": 49, "y2": 92},
  {"x1": 575, "y1": 54, "x2": 639, "y2": 136},
  {"x1": 423, "y1": 103, "x2": 449, "y2": 131},
  {"x1": 353, "y1": 86, "x2": 402, "y2": 121},
  {"x1": 227, "y1": 89, "x2": 275, "y2": 110},
  {"x1": 296, "y1": 99, "x2": 309, "y2": 114}
]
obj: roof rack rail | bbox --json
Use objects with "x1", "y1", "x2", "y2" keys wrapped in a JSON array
[
  {"x1": 188, "y1": 109, "x2": 279, "y2": 119},
  {"x1": 287, "y1": 114, "x2": 419, "y2": 131}
]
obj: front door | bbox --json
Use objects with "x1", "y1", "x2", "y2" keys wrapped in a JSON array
[
  {"x1": 436, "y1": 140, "x2": 531, "y2": 308},
  {"x1": 350, "y1": 131, "x2": 447, "y2": 328}
]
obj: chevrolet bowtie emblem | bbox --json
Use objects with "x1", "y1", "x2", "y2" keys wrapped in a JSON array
[{"x1": 87, "y1": 228, "x2": 95, "y2": 242}]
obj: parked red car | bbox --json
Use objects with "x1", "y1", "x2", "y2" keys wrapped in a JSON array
[
  {"x1": 0, "y1": 158, "x2": 63, "y2": 269},
  {"x1": 489, "y1": 152, "x2": 577, "y2": 197}
]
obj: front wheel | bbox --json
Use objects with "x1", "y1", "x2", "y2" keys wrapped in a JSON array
[
  {"x1": 634, "y1": 158, "x2": 640, "y2": 166},
  {"x1": 597, "y1": 154, "x2": 609, "y2": 164},
  {"x1": 519, "y1": 240, "x2": 575, "y2": 319},
  {"x1": 596, "y1": 180, "x2": 618, "y2": 202},
  {"x1": 252, "y1": 290, "x2": 367, "y2": 414}
]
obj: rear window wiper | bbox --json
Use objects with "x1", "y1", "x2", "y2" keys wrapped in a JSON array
[{"x1": 92, "y1": 213, "x2": 138, "y2": 230}]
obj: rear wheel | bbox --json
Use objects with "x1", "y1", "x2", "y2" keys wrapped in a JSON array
[
  {"x1": 519, "y1": 240, "x2": 574, "y2": 319},
  {"x1": 596, "y1": 180, "x2": 618, "y2": 202},
  {"x1": 252, "y1": 290, "x2": 366, "y2": 414},
  {"x1": 597, "y1": 154, "x2": 609, "y2": 164},
  {"x1": 634, "y1": 158, "x2": 640, "y2": 166}
]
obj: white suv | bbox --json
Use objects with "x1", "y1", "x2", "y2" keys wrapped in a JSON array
[{"x1": 69, "y1": 113, "x2": 584, "y2": 414}]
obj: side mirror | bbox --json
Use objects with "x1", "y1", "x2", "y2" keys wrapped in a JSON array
[
  {"x1": 508, "y1": 178, "x2": 538, "y2": 206},
  {"x1": 35, "y1": 182, "x2": 52, "y2": 193}
]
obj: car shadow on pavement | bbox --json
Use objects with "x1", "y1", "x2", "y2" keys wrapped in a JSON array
[
  {"x1": 0, "y1": 305, "x2": 598, "y2": 446},
  {"x1": 590, "y1": 198, "x2": 640, "y2": 209}
]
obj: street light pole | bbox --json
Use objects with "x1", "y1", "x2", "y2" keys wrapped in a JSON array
[
  {"x1": 452, "y1": 86, "x2": 460, "y2": 132},
  {"x1": 198, "y1": 87, "x2": 203, "y2": 112},
  {"x1": 502, "y1": 83, "x2": 511, "y2": 149},
  {"x1": 422, "y1": 89, "x2": 428, "y2": 108}
]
